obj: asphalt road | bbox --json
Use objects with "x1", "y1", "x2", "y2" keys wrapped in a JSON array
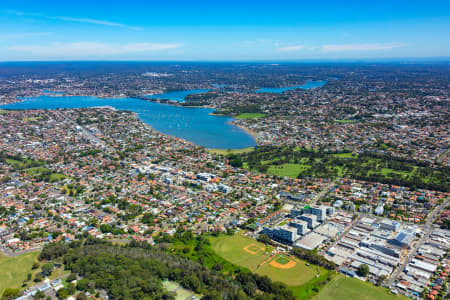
[
  {"x1": 311, "y1": 179, "x2": 337, "y2": 205},
  {"x1": 56, "y1": 110, "x2": 114, "y2": 152},
  {"x1": 319, "y1": 214, "x2": 361, "y2": 256},
  {"x1": 387, "y1": 197, "x2": 450, "y2": 287},
  {"x1": 1, "y1": 246, "x2": 42, "y2": 257}
]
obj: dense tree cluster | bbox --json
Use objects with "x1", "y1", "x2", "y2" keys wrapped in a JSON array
[
  {"x1": 234, "y1": 146, "x2": 449, "y2": 192},
  {"x1": 357, "y1": 264, "x2": 370, "y2": 277},
  {"x1": 257, "y1": 234, "x2": 272, "y2": 245},
  {"x1": 228, "y1": 154, "x2": 244, "y2": 168},
  {"x1": 99, "y1": 224, "x2": 125, "y2": 235},
  {"x1": 213, "y1": 104, "x2": 262, "y2": 117},
  {"x1": 78, "y1": 149, "x2": 102, "y2": 157},
  {"x1": 39, "y1": 242, "x2": 70, "y2": 260},
  {"x1": 440, "y1": 218, "x2": 450, "y2": 230},
  {"x1": 183, "y1": 92, "x2": 218, "y2": 106},
  {"x1": 0, "y1": 152, "x2": 45, "y2": 170},
  {"x1": 235, "y1": 272, "x2": 294, "y2": 299},
  {"x1": 1, "y1": 288, "x2": 20, "y2": 300},
  {"x1": 41, "y1": 238, "x2": 295, "y2": 300},
  {"x1": 0, "y1": 152, "x2": 66, "y2": 182},
  {"x1": 291, "y1": 248, "x2": 336, "y2": 270}
]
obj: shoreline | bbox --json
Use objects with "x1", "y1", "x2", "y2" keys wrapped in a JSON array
[
  {"x1": 2, "y1": 94, "x2": 258, "y2": 152},
  {"x1": 150, "y1": 99, "x2": 218, "y2": 110},
  {"x1": 181, "y1": 104, "x2": 216, "y2": 109},
  {"x1": 125, "y1": 111, "x2": 197, "y2": 148},
  {"x1": 208, "y1": 112, "x2": 231, "y2": 117},
  {"x1": 3, "y1": 94, "x2": 129, "y2": 106},
  {"x1": 233, "y1": 122, "x2": 258, "y2": 140}
]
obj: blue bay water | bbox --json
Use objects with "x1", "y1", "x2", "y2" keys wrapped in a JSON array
[
  {"x1": 0, "y1": 96, "x2": 256, "y2": 149},
  {"x1": 2, "y1": 82, "x2": 326, "y2": 149},
  {"x1": 255, "y1": 80, "x2": 327, "y2": 93}
]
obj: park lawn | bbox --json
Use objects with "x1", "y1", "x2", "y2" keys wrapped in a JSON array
[
  {"x1": 264, "y1": 157, "x2": 413, "y2": 181},
  {"x1": 313, "y1": 275, "x2": 408, "y2": 300},
  {"x1": 290, "y1": 269, "x2": 334, "y2": 300},
  {"x1": 5, "y1": 158, "x2": 26, "y2": 168},
  {"x1": 276, "y1": 256, "x2": 290, "y2": 264},
  {"x1": 235, "y1": 113, "x2": 266, "y2": 119},
  {"x1": 25, "y1": 167, "x2": 67, "y2": 182},
  {"x1": 0, "y1": 251, "x2": 39, "y2": 296},
  {"x1": 23, "y1": 117, "x2": 42, "y2": 122},
  {"x1": 49, "y1": 173, "x2": 67, "y2": 181},
  {"x1": 376, "y1": 143, "x2": 396, "y2": 150},
  {"x1": 366, "y1": 167, "x2": 411, "y2": 180},
  {"x1": 210, "y1": 231, "x2": 317, "y2": 286},
  {"x1": 210, "y1": 231, "x2": 271, "y2": 271},
  {"x1": 267, "y1": 163, "x2": 309, "y2": 178},
  {"x1": 207, "y1": 147, "x2": 255, "y2": 156},
  {"x1": 335, "y1": 119, "x2": 356, "y2": 123},
  {"x1": 256, "y1": 255, "x2": 318, "y2": 286},
  {"x1": 25, "y1": 167, "x2": 50, "y2": 175},
  {"x1": 380, "y1": 168, "x2": 411, "y2": 177},
  {"x1": 332, "y1": 152, "x2": 355, "y2": 158},
  {"x1": 5, "y1": 157, "x2": 45, "y2": 170}
]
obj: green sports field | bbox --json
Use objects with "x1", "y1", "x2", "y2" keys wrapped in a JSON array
[
  {"x1": 210, "y1": 232, "x2": 407, "y2": 299},
  {"x1": 0, "y1": 251, "x2": 39, "y2": 296},
  {"x1": 257, "y1": 258, "x2": 318, "y2": 286},
  {"x1": 210, "y1": 231, "x2": 318, "y2": 286},
  {"x1": 268, "y1": 163, "x2": 310, "y2": 178},
  {"x1": 276, "y1": 255, "x2": 290, "y2": 264},
  {"x1": 313, "y1": 275, "x2": 408, "y2": 300},
  {"x1": 210, "y1": 231, "x2": 270, "y2": 270},
  {"x1": 235, "y1": 113, "x2": 266, "y2": 119}
]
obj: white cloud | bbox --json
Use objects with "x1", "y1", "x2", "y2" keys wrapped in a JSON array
[
  {"x1": 321, "y1": 43, "x2": 405, "y2": 52},
  {"x1": 3, "y1": 10, "x2": 142, "y2": 30},
  {"x1": 8, "y1": 42, "x2": 182, "y2": 58},
  {"x1": 278, "y1": 45, "x2": 305, "y2": 52},
  {"x1": 53, "y1": 16, "x2": 142, "y2": 31}
]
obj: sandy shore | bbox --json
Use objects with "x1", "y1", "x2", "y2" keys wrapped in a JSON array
[
  {"x1": 208, "y1": 111, "x2": 229, "y2": 117},
  {"x1": 233, "y1": 123, "x2": 258, "y2": 140}
]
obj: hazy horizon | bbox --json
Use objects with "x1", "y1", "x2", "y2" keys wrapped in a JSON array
[
  {"x1": 1, "y1": 0, "x2": 449, "y2": 61},
  {"x1": 1, "y1": 57, "x2": 450, "y2": 63}
]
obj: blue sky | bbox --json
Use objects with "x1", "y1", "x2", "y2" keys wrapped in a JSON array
[{"x1": 1, "y1": 0, "x2": 449, "y2": 61}]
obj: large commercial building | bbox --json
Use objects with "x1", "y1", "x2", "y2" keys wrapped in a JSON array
[
  {"x1": 262, "y1": 225, "x2": 299, "y2": 243},
  {"x1": 388, "y1": 231, "x2": 415, "y2": 249},
  {"x1": 289, "y1": 219, "x2": 310, "y2": 235},
  {"x1": 295, "y1": 232, "x2": 327, "y2": 250},
  {"x1": 380, "y1": 219, "x2": 401, "y2": 231},
  {"x1": 259, "y1": 205, "x2": 336, "y2": 245},
  {"x1": 290, "y1": 208, "x2": 303, "y2": 218},
  {"x1": 299, "y1": 214, "x2": 318, "y2": 229},
  {"x1": 302, "y1": 205, "x2": 333, "y2": 222}
]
